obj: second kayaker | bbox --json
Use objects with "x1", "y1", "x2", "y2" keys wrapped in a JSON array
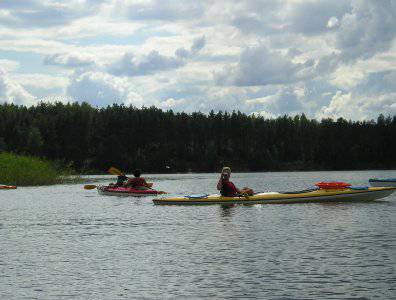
[
  {"x1": 217, "y1": 167, "x2": 254, "y2": 197},
  {"x1": 125, "y1": 169, "x2": 151, "y2": 189}
]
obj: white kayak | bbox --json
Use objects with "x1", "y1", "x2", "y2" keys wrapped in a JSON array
[
  {"x1": 369, "y1": 178, "x2": 396, "y2": 187},
  {"x1": 153, "y1": 187, "x2": 396, "y2": 205}
]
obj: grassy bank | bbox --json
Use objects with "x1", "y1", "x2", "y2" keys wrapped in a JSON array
[{"x1": 0, "y1": 152, "x2": 63, "y2": 186}]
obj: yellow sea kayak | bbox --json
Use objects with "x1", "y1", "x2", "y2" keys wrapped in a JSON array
[{"x1": 153, "y1": 187, "x2": 396, "y2": 205}]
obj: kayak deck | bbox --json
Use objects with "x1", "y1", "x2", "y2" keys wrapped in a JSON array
[{"x1": 153, "y1": 187, "x2": 396, "y2": 205}]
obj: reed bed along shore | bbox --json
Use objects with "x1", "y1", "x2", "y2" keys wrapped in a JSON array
[{"x1": 0, "y1": 152, "x2": 62, "y2": 186}]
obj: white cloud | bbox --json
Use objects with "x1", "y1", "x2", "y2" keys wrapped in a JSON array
[
  {"x1": 245, "y1": 87, "x2": 303, "y2": 115},
  {"x1": 230, "y1": 0, "x2": 284, "y2": 35},
  {"x1": 0, "y1": 0, "x2": 395, "y2": 121},
  {"x1": 55, "y1": 16, "x2": 143, "y2": 39},
  {"x1": 286, "y1": 0, "x2": 350, "y2": 35},
  {"x1": 44, "y1": 53, "x2": 96, "y2": 68},
  {"x1": 251, "y1": 110, "x2": 277, "y2": 119},
  {"x1": 109, "y1": 51, "x2": 184, "y2": 76},
  {"x1": 0, "y1": 59, "x2": 19, "y2": 72},
  {"x1": 316, "y1": 91, "x2": 396, "y2": 120},
  {"x1": 108, "y1": 36, "x2": 206, "y2": 76},
  {"x1": 327, "y1": 16, "x2": 340, "y2": 29},
  {"x1": 336, "y1": 0, "x2": 396, "y2": 61},
  {"x1": 0, "y1": 68, "x2": 36, "y2": 105},
  {"x1": 0, "y1": 0, "x2": 105, "y2": 28},
  {"x1": 216, "y1": 45, "x2": 315, "y2": 86},
  {"x1": 10, "y1": 73, "x2": 68, "y2": 91},
  {"x1": 66, "y1": 71, "x2": 143, "y2": 107},
  {"x1": 117, "y1": 0, "x2": 205, "y2": 21},
  {"x1": 330, "y1": 65, "x2": 365, "y2": 89},
  {"x1": 158, "y1": 97, "x2": 186, "y2": 109}
]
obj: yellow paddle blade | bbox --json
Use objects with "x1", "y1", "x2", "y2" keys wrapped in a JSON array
[
  {"x1": 108, "y1": 167, "x2": 122, "y2": 176},
  {"x1": 84, "y1": 184, "x2": 97, "y2": 190}
]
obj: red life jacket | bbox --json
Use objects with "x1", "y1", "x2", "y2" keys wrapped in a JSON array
[
  {"x1": 220, "y1": 181, "x2": 239, "y2": 197},
  {"x1": 128, "y1": 177, "x2": 146, "y2": 187}
]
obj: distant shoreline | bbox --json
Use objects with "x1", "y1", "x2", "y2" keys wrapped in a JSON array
[
  {"x1": 78, "y1": 168, "x2": 396, "y2": 176},
  {"x1": 1, "y1": 103, "x2": 395, "y2": 174}
]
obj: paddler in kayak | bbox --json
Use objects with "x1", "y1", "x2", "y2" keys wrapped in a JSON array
[
  {"x1": 124, "y1": 169, "x2": 152, "y2": 190},
  {"x1": 217, "y1": 167, "x2": 254, "y2": 197},
  {"x1": 109, "y1": 173, "x2": 128, "y2": 187}
]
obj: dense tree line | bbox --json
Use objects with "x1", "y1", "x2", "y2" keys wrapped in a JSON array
[{"x1": 0, "y1": 102, "x2": 395, "y2": 173}]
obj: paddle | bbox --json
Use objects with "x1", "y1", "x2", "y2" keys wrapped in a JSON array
[
  {"x1": 82, "y1": 167, "x2": 127, "y2": 190},
  {"x1": 108, "y1": 167, "x2": 123, "y2": 176},
  {"x1": 84, "y1": 184, "x2": 97, "y2": 190}
]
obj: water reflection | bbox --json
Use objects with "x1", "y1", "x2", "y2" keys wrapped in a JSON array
[
  {"x1": 1, "y1": 171, "x2": 395, "y2": 299},
  {"x1": 219, "y1": 205, "x2": 235, "y2": 218}
]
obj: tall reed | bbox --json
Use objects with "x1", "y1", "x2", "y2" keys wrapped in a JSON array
[{"x1": 0, "y1": 152, "x2": 61, "y2": 186}]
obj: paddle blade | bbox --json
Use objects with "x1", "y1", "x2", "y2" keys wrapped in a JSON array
[
  {"x1": 157, "y1": 191, "x2": 167, "y2": 195},
  {"x1": 84, "y1": 184, "x2": 97, "y2": 190},
  {"x1": 147, "y1": 182, "x2": 153, "y2": 188},
  {"x1": 108, "y1": 167, "x2": 122, "y2": 176}
]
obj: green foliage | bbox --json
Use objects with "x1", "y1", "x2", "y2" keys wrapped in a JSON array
[
  {"x1": 0, "y1": 152, "x2": 61, "y2": 186},
  {"x1": 25, "y1": 127, "x2": 43, "y2": 155},
  {"x1": 0, "y1": 102, "x2": 395, "y2": 173}
]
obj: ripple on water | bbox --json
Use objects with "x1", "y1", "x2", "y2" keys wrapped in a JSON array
[{"x1": 1, "y1": 171, "x2": 396, "y2": 299}]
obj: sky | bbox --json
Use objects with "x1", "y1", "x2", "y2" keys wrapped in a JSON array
[{"x1": 0, "y1": 0, "x2": 395, "y2": 120}]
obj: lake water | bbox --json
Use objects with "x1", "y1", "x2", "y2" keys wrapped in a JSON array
[{"x1": 1, "y1": 171, "x2": 396, "y2": 299}]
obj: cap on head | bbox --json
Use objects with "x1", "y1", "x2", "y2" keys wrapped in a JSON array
[{"x1": 221, "y1": 167, "x2": 231, "y2": 174}]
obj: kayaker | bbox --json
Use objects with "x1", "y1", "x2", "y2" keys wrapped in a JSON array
[
  {"x1": 125, "y1": 169, "x2": 151, "y2": 189},
  {"x1": 217, "y1": 167, "x2": 253, "y2": 197},
  {"x1": 109, "y1": 173, "x2": 128, "y2": 187}
]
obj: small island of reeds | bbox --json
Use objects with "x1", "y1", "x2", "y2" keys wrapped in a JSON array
[{"x1": 0, "y1": 152, "x2": 62, "y2": 186}]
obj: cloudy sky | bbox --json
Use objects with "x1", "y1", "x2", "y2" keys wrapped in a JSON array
[{"x1": 0, "y1": 0, "x2": 395, "y2": 120}]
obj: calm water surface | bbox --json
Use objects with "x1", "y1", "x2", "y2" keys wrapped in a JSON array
[{"x1": 1, "y1": 171, "x2": 396, "y2": 299}]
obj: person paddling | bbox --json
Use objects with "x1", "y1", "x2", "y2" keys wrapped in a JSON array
[
  {"x1": 217, "y1": 167, "x2": 253, "y2": 197},
  {"x1": 125, "y1": 169, "x2": 151, "y2": 189},
  {"x1": 108, "y1": 173, "x2": 128, "y2": 187},
  {"x1": 116, "y1": 173, "x2": 128, "y2": 186}
]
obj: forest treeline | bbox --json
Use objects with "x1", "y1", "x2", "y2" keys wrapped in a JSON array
[{"x1": 0, "y1": 102, "x2": 395, "y2": 173}]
